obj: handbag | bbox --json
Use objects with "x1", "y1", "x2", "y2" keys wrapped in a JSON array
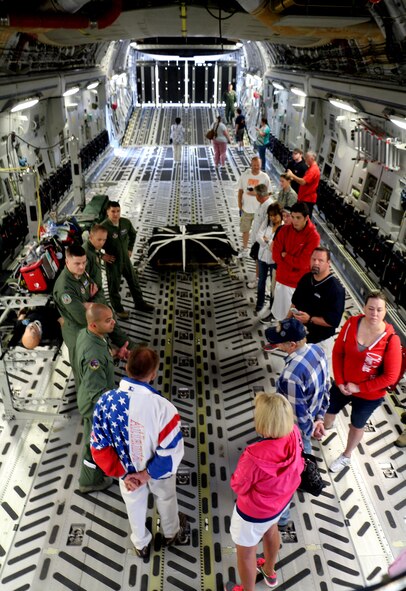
[
  {"x1": 206, "y1": 128, "x2": 216, "y2": 140},
  {"x1": 298, "y1": 452, "x2": 325, "y2": 496},
  {"x1": 249, "y1": 241, "x2": 260, "y2": 260}
]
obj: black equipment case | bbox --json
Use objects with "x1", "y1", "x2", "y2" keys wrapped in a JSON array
[{"x1": 148, "y1": 224, "x2": 237, "y2": 270}]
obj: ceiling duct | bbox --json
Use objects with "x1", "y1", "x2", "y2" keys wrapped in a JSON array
[
  {"x1": 235, "y1": 0, "x2": 384, "y2": 47},
  {"x1": 40, "y1": 0, "x2": 90, "y2": 12},
  {"x1": 0, "y1": 0, "x2": 122, "y2": 31}
]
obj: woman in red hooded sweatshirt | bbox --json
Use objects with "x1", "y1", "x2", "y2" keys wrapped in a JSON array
[{"x1": 323, "y1": 291, "x2": 402, "y2": 473}]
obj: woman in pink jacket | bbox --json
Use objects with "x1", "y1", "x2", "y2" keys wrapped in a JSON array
[{"x1": 225, "y1": 393, "x2": 304, "y2": 591}]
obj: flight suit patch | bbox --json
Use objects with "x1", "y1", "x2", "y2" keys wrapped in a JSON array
[
  {"x1": 61, "y1": 294, "x2": 72, "y2": 304},
  {"x1": 80, "y1": 287, "x2": 85, "y2": 294},
  {"x1": 112, "y1": 233, "x2": 118, "y2": 239},
  {"x1": 89, "y1": 359, "x2": 100, "y2": 370}
]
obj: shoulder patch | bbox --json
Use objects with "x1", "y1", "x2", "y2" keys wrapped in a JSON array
[
  {"x1": 89, "y1": 359, "x2": 100, "y2": 370},
  {"x1": 61, "y1": 293, "x2": 72, "y2": 304},
  {"x1": 112, "y1": 233, "x2": 118, "y2": 239}
]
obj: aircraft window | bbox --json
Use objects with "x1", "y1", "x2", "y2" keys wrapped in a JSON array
[
  {"x1": 37, "y1": 162, "x2": 46, "y2": 179},
  {"x1": 310, "y1": 99, "x2": 316, "y2": 116},
  {"x1": 328, "y1": 114, "x2": 335, "y2": 132},
  {"x1": 0, "y1": 180, "x2": 6, "y2": 206},
  {"x1": 59, "y1": 132, "x2": 66, "y2": 159},
  {"x1": 375, "y1": 182, "x2": 392, "y2": 218},
  {"x1": 362, "y1": 173, "x2": 378, "y2": 204},
  {"x1": 4, "y1": 177, "x2": 13, "y2": 201},
  {"x1": 332, "y1": 166, "x2": 341, "y2": 184},
  {"x1": 323, "y1": 163, "x2": 332, "y2": 178},
  {"x1": 327, "y1": 139, "x2": 337, "y2": 164}
]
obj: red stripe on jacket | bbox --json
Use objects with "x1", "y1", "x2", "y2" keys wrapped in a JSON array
[{"x1": 158, "y1": 413, "x2": 180, "y2": 444}]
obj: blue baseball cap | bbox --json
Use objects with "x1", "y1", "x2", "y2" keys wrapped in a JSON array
[{"x1": 265, "y1": 318, "x2": 307, "y2": 345}]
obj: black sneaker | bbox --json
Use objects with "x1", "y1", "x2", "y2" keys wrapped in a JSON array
[
  {"x1": 136, "y1": 302, "x2": 155, "y2": 312},
  {"x1": 165, "y1": 512, "x2": 190, "y2": 546},
  {"x1": 260, "y1": 313, "x2": 276, "y2": 325},
  {"x1": 134, "y1": 544, "x2": 150, "y2": 558}
]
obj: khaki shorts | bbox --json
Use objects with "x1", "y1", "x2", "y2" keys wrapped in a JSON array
[{"x1": 240, "y1": 211, "x2": 255, "y2": 233}]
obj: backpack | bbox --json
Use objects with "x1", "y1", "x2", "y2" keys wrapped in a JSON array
[
  {"x1": 298, "y1": 453, "x2": 326, "y2": 496},
  {"x1": 387, "y1": 335, "x2": 406, "y2": 391}
]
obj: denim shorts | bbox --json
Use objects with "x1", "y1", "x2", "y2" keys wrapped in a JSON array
[{"x1": 327, "y1": 382, "x2": 385, "y2": 428}]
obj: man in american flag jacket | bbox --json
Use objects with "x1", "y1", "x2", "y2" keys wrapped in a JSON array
[{"x1": 90, "y1": 345, "x2": 186, "y2": 558}]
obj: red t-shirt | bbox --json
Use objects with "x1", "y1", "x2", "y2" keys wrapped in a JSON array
[{"x1": 298, "y1": 162, "x2": 320, "y2": 203}]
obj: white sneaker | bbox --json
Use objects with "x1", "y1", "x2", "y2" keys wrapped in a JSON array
[
  {"x1": 237, "y1": 249, "x2": 249, "y2": 259},
  {"x1": 246, "y1": 279, "x2": 258, "y2": 289},
  {"x1": 257, "y1": 304, "x2": 270, "y2": 318},
  {"x1": 329, "y1": 454, "x2": 351, "y2": 473}
]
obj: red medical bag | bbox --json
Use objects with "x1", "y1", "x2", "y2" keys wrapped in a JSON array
[{"x1": 20, "y1": 247, "x2": 60, "y2": 292}]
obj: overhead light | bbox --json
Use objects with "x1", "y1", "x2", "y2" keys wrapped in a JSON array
[
  {"x1": 272, "y1": 82, "x2": 284, "y2": 90},
  {"x1": 329, "y1": 98, "x2": 357, "y2": 113},
  {"x1": 87, "y1": 82, "x2": 99, "y2": 90},
  {"x1": 130, "y1": 42, "x2": 138, "y2": 49},
  {"x1": 292, "y1": 103, "x2": 304, "y2": 108},
  {"x1": 10, "y1": 98, "x2": 39, "y2": 113},
  {"x1": 389, "y1": 115, "x2": 406, "y2": 130},
  {"x1": 63, "y1": 86, "x2": 80, "y2": 97},
  {"x1": 236, "y1": 42, "x2": 243, "y2": 49},
  {"x1": 291, "y1": 87, "x2": 306, "y2": 97}
]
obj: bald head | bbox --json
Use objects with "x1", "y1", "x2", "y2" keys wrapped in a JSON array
[
  {"x1": 21, "y1": 322, "x2": 42, "y2": 349},
  {"x1": 86, "y1": 303, "x2": 111, "y2": 324},
  {"x1": 86, "y1": 303, "x2": 116, "y2": 337}
]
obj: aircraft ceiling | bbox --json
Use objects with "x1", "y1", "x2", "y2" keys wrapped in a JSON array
[{"x1": 0, "y1": 0, "x2": 404, "y2": 84}]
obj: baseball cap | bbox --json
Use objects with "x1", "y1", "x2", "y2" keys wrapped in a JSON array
[{"x1": 265, "y1": 318, "x2": 307, "y2": 347}]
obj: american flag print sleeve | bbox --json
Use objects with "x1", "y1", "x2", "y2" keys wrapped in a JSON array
[{"x1": 90, "y1": 377, "x2": 184, "y2": 480}]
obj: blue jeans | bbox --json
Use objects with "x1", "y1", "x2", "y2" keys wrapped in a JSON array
[
  {"x1": 301, "y1": 432, "x2": 312, "y2": 454},
  {"x1": 256, "y1": 260, "x2": 275, "y2": 310},
  {"x1": 278, "y1": 503, "x2": 291, "y2": 527},
  {"x1": 257, "y1": 144, "x2": 267, "y2": 170}
]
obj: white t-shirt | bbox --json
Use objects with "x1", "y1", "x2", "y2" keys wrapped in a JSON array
[
  {"x1": 237, "y1": 169, "x2": 271, "y2": 214},
  {"x1": 170, "y1": 123, "x2": 185, "y2": 144}
]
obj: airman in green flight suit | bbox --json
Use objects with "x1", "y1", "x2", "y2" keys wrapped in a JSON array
[
  {"x1": 53, "y1": 243, "x2": 131, "y2": 368},
  {"x1": 75, "y1": 303, "x2": 124, "y2": 492},
  {"x1": 101, "y1": 201, "x2": 154, "y2": 319},
  {"x1": 83, "y1": 223, "x2": 108, "y2": 290}
]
